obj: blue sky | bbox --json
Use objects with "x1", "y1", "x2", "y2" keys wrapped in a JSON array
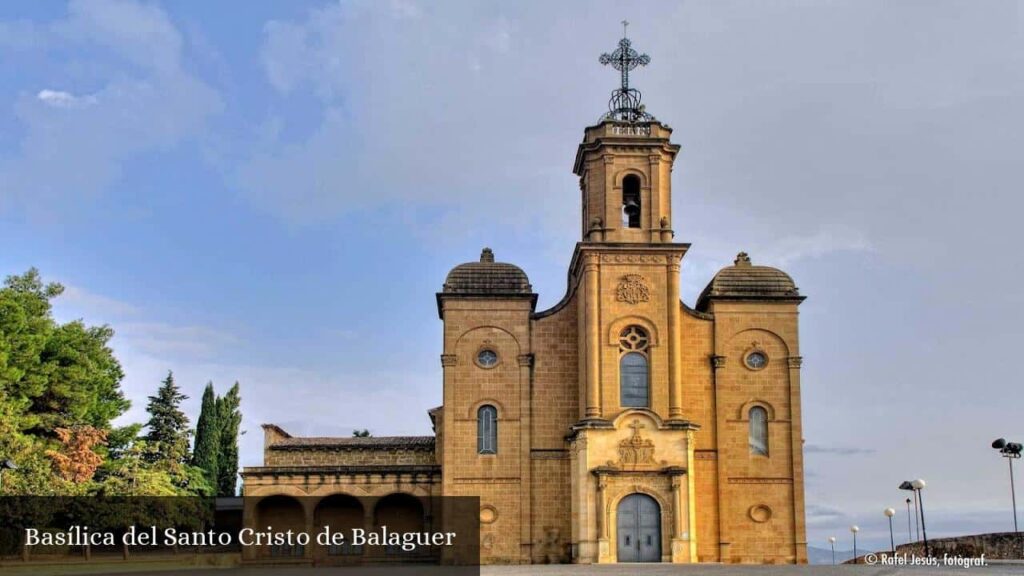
[{"x1": 2, "y1": 0, "x2": 1023, "y2": 555}]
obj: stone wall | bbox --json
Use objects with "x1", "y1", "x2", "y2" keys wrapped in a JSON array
[
  {"x1": 896, "y1": 532, "x2": 1024, "y2": 560},
  {"x1": 264, "y1": 447, "x2": 436, "y2": 467}
]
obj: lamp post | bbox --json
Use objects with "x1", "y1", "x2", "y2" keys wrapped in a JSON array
[
  {"x1": 905, "y1": 498, "x2": 913, "y2": 543},
  {"x1": 911, "y1": 478, "x2": 929, "y2": 557},
  {"x1": 885, "y1": 507, "x2": 896, "y2": 555},
  {"x1": 900, "y1": 480, "x2": 920, "y2": 541},
  {"x1": 0, "y1": 459, "x2": 17, "y2": 493},
  {"x1": 851, "y1": 525, "x2": 860, "y2": 564},
  {"x1": 992, "y1": 438, "x2": 1021, "y2": 533},
  {"x1": 828, "y1": 536, "x2": 836, "y2": 565}
]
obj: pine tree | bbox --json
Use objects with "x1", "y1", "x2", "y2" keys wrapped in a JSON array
[
  {"x1": 191, "y1": 382, "x2": 219, "y2": 489},
  {"x1": 215, "y1": 382, "x2": 242, "y2": 496},
  {"x1": 144, "y1": 371, "x2": 190, "y2": 465}
]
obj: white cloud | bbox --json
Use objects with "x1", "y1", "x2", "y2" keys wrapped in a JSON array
[
  {"x1": 0, "y1": 0, "x2": 222, "y2": 218},
  {"x1": 59, "y1": 283, "x2": 140, "y2": 317},
  {"x1": 36, "y1": 89, "x2": 98, "y2": 109},
  {"x1": 116, "y1": 322, "x2": 239, "y2": 360},
  {"x1": 762, "y1": 226, "x2": 874, "y2": 268},
  {"x1": 238, "y1": 1, "x2": 578, "y2": 237}
]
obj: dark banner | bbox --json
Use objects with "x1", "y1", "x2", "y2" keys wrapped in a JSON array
[{"x1": 0, "y1": 496, "x2": 480, "y2": 575}]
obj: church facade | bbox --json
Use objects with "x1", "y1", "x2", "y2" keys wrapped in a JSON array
[{"x1": 241, "y1": 33, "x2": 808, "y2": 566}]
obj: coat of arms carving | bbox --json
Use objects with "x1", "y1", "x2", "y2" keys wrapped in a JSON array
[
  {"x1": 616, "y1": 274, "x2": 650, "y2": 305},
  {"x1": 617, "y1": 419, "x2": 657, "y2": 467}
]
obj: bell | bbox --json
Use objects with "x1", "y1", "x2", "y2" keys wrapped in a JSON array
[{"x1": 623, "y1": 199, "x2": 641, "y2": 218}]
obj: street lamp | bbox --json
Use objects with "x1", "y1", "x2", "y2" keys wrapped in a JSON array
[
  {"x1": 828, "y1": 536, "x2": 836, "y2": 565},
  {"x1": 905, "y1": 498, "x2": 913, "y2": 542},
  {"x1": 900, "y1": 480, "x2": 920, "y2": 541},
  {"x1": 911, "y1": 478, "x2": 929, "y2": 557},
  {"x1": 885, "y1": 507, "x2": 896, "y2": 555},
  {"x1": 992, "y1": 438, "x2": 1021, "y2": 533},
  {"x1": 850, "y1": 525, "x2": 860, "y2": 564},
  {"x1": 0, "y1": 459, "x2": 17, "y2": 493}
]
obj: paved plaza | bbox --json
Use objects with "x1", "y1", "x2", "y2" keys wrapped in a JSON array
[
  {"x1": 92, "y1": 562, "x2": 1024, "y2": 576},
  {"x1": 482, "y1": 564, "x2": 1024, "y2": 576}
]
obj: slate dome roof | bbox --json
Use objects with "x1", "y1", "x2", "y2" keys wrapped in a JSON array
[
  {"x1": 442, "y1": 248, "x2": 533, "y2": 295},
  {"x1": 696, "y1": 252, "x2": 802, "y2": 310}
]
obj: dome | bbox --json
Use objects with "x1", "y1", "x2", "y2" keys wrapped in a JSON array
[
  {"x1": 696, "y1": 252, "x2": 802, "y2": 311},
  {"x1": 442, "y1": 248, "x2": 533, "y2": 295}
]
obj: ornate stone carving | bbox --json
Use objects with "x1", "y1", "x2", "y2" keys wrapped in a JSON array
[
  {"x1": 711, "y1": 355, "x2": 727, "y2": 370},
  {"x1": 787, "y1": 356, "x2": 803, "y2": 369},
  {"x1": 440, "y1": 354, "x2": 457, "y2": 367},
  {"x1": 517, "y1": 354, "x2": 535, "y2": 367},
  {"x1": 617, "y1": 420, "x2": 657, "y2": 467},
  {"x1": 616, "y1": 274, "x2": 650, "y2": 304},
  {"x1": 602, "y1": 254, "x2": 665, "y2": 264}
]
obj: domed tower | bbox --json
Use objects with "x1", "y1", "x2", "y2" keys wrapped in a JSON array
[
  {"x1": 436, "y1": 247, "x2": 537, "y2": 563},
  {"x1": 696, "y1": 252, "x2": 808, "y2": 565}
]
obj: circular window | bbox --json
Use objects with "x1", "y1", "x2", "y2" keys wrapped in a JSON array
[
  {"x1": 619, "y1": 326, "x2": 649, "y2": 352},
  {"x1": 745, "y1": 351, "x2": 768, "y2": 370},
  {"x1": 476, "y1": 349, "x2": 499, "y2": 368}
]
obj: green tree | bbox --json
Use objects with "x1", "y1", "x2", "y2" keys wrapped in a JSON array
[
  {"x1": 216, "y1": 382, "x2": 241, "y2": 496},
  {"x1": 191, "y1": 382, "x2": 219, "y2": 489},
  {"x1": 0, "y1": 269, "x2": 128, "y2": 435},
  {"x1": 143, "y1": 371, "x2": 190, "y2": 465},
  {"x1": 0, "y1": 269, "x2": 130, "y2": 495},
  {"x1": 352, "y1": 429, "x2": 371, "y2": 437},
  {"x1": 98, "y1": 441, "x2": 179, "y2": 497}
]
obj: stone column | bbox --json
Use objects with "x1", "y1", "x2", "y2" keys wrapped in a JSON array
[
  {"x1": 648, "y1": 153, "x2": 660, "y2": 242},
  {"x1": 596, "y1": 473, "x2": 610, "y2": 562},
  {"x1": 584, "y1": 254, "x2": 601, "y2": 418},
  {"x1": 671, "y1": 474, "x2": 684, "y2": 536},
  {"x1": 518, "y1": 353, "x2": 535, "y2": 562},
  {"x1": 668, "y1": 470, "x2": 688, "y2": 563},
  {"x1": 667, "y1": 254, "x2": 683, "y2": 419},
  {"x1": 303, "y1": 498, "x2": 316, "y2": 561},
  {"x1": 788, "y1": 356, "x2": 809, "y2": 564},
  {"x1": 241, "y1": 496, "x2": 259, "y2": 561},
  {"x1": 711, "y1": 354, "x2": 729, "y2": 563},
  {"x1": 363, "y1": 497, "x2": 377, "y2": 561}
]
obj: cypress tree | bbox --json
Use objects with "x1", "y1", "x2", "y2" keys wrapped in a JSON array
[
  {"x1": 144, "y1": 371, "x2": 190, "y2": 464},
  {"x1": 216, "y1": 382, "x2": 242, "y2": 496},
  {"x1": 191, "y1": 382, "x2": 220, "y2": 488}
]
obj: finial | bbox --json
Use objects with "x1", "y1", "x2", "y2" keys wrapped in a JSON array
[
  {"x1": 599, "y1": 22, "x2": 653, "y2": 123},
  {"x1": 480, "y1": 248, "x2": 495, "y2": 263},
  {"x1": 734, "y1": 252, "x2": 752, "y2": 267}
]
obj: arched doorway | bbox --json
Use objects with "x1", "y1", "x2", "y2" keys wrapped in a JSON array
[
  {"x1": 616, "y1": 493, "x2": 661, "y2": 562},
  {"x1": 314, "y1": 495, "x2": 364, "y2": 562},
  {"x1": 374, "y1": 493, "x2": 426, "y2": 558},
  {"x1": 254, "y1": 495, "x2": 306, "y2": 558}
]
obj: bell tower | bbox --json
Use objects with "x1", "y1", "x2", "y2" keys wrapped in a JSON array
[{"x1": 574, "y1": 24, "x2": 681, "y2": 244}]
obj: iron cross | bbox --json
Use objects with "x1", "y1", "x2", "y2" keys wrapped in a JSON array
[{"x1": 599, "y1": 21, "x2": 650, "y2": 91}]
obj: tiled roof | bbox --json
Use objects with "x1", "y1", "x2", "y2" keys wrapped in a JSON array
[
  {"x1": 696, "y1": 252, "x2": 803, "y2": 311},
  {"x1": 442, "y1": 248, "x2": 532, "y2": 295}
]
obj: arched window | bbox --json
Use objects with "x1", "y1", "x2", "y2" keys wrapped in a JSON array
[
  {"x1": 622, "y1": 175, "x2": 641, "y2": 229},
  {"x1": 619, "y1": 326, "x2": 650, "y2": 407},
  {"x1": 749, "y1": 406, "x2": 769, "y2": 456},
  {"x1": 477, "y1": 405, "x2": 497, "y2": 454}
]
